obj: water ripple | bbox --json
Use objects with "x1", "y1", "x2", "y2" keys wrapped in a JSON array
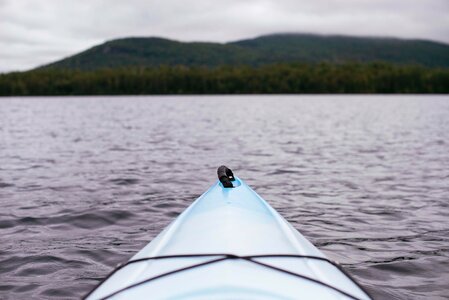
[{"x1": 0, "y1": 95, "x2": 448, "y2": 299}]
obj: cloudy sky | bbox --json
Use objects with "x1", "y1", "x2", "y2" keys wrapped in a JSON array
[{"x1": 1, "y1": 0, "x2": 448, "y2": 72}]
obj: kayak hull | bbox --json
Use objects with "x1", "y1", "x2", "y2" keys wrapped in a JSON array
[{"x1": 87, "y1": 177, "x2": 370, "y2": 300}]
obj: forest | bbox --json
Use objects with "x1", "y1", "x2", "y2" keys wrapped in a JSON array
[{"x1": 1, "y1": 62, "x2": 448, "y2": 96}]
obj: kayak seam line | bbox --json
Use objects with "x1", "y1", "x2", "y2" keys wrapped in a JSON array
[
  {"x1": 145, "y1": 186, "x2": 212, "y2": 257},
  {"x1": 246, "y1": 183, "x2": 309, "y2": 255}
]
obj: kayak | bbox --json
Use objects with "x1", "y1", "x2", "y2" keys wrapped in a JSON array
[{"x1": 85, "y1": 166, "x2": 371, "y2": 300}]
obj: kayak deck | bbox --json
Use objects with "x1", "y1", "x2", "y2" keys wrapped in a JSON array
[{"x1": 86, "y1": 177, "x2": 371, "y2": 300}]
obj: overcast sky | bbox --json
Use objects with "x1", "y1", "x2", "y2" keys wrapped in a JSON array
[{"x1": 1, "y1": 0, "x2": 448, "y2": 72}]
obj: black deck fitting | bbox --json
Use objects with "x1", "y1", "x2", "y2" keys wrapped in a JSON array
[{"x1": 217, "y1": 166, "x2": 235, "y2": 188}]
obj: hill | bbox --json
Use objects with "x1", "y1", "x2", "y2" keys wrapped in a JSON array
[
  {"x1": 2, "y1": 63, "x2": 448, "y2": 95},
  {"x1": 40, "y1": 33, "x2": 449, "y2": 70}
]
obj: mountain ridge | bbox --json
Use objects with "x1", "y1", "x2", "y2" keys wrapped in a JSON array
[{"x1": 39, "y1": 33, "x2": 449, "y2": 70}]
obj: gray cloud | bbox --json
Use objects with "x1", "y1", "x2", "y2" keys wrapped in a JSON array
[{"x1": 1, "y1": 0, "x2": 448, "y2": 72}]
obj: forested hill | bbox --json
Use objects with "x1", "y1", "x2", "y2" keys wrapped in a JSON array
[
  {"x1": 40, "y1": 34, "x2": 449, "y2": 70},
  {"x1": 2, "y1": 34, "x2": 448, "y2": 95}
]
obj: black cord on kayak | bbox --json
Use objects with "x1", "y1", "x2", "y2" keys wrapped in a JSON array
[{"x1": 84, "y1": 254, "x2": 373, "y2": 300}]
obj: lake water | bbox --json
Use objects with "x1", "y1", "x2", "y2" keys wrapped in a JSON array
[{"x1": 0, "y1": 95, "x2": 448, "y2": 299}]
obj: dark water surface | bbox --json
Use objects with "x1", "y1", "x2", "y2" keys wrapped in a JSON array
[{"x1": 1, "y1": 95, "x2": 448, "y2": 299}]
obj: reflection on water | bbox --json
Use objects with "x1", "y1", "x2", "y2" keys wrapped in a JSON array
[{"x1": 0, "y1": 95, "x2": 448, "y2": 299}]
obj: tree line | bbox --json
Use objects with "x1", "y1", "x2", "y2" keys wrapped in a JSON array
[{"x1": 0, "y1": 62, "x2": 448, "y2": 96}]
